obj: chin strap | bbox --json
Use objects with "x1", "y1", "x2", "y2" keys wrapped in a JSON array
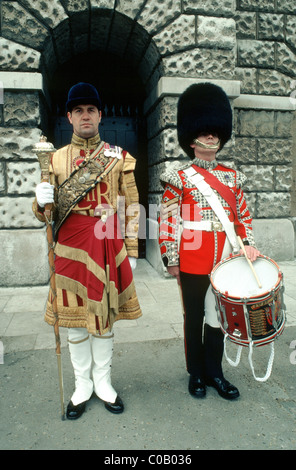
[{"x1": 193, "y1": 138, "x2": 220, "y2": 150}]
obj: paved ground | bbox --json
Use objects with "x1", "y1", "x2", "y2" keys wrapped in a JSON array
[{"x1": 0, "y1": 259, "x2": 296, "y2": 451}]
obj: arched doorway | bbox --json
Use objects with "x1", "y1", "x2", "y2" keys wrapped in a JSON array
[{"x1": 0, "y1": 4, "x2": 166, "y2": 285}]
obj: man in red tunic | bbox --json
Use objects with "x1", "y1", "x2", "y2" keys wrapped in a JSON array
[
  {"x1": 33, "y1": 83, "x2": 141, "y2": 419},
  {"x1": 159, "y1": 83, "x2": 260, "y2": 400}
]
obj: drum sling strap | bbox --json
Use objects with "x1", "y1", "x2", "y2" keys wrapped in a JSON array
[
  {"x1": 184, "y1": 165, "x2": 276, "y2": 382},
  {"x1": 183, "y1": 166, "x2": 240, "y2": 252},
  {"x1": 223, "y1": 335, "x2": 275, "y2": 382}
]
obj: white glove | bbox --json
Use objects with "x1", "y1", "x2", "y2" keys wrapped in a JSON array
[
  {"x1": 35, "y1": 182, "x2": 54, "y2": 208},
  {"x1": 128, "y1": 257, "x2": 137, "y2": 271}
]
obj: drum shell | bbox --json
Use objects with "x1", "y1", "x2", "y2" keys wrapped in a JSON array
[{"x1": 210, "y1": 254, "x2": 286, "y2": 347}]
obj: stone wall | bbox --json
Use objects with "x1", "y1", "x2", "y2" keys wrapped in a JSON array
[{"x1": 0, "y1": 0, "x2": 295, "y2": 285}]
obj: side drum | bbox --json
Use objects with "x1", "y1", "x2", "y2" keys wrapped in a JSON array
[{"x1": 210, "y1": 254, "x2": 286, "y2": 348}]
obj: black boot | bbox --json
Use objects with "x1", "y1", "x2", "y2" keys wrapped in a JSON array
[
  {"x1": 66, "y1": 400, "x2": 87, "y2": 420},
  {"x1": 204, "y1": 324, "x2": 239, "y2": 400},
  {"x1": 188, "y1": 375, "x2": 206, "y2": 398}
]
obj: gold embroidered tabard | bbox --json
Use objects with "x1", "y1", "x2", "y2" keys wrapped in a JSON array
[
  {"x1": 32, "y1": 132, "x2": 142, "y2": 333},
  {"x1": 54, "y1": 141, "x2": 119, "y2": 236}
]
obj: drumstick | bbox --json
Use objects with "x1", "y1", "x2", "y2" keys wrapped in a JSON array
[{"x1": 237, "y1": 236, "x2": 262, "y2": 288}]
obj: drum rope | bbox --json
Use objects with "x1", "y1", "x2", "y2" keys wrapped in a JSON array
[
  {"x1": 248, "y1": 341, "x2": 275, "y2": 382},
  {"x1": 223, "y1": 334, "x2": 243, "y2": 367},
  {"x1": 224, "y1": 334, "x2": 275, "y2": 382}
]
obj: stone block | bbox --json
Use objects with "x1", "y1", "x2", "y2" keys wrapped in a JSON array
[
  {"x1": 238, "y1": 39, "x2": 275, "y2": 68},
  {"x1": 0, "y1": 229, "x2": 49, "y2": 286},
  {"x1": 276, "y1": 43, "x2": 296, "y2": 76},
  {"x1": 183, "y1": 0, "x2": 235, "y2": 15},
  {"x1": 137, "y1": 0, "x2": 181, "y2": 35},
  {"x1": 197, "y1": 17, "x2": 236, "y2": 50},
  {"x1": 238, "y1": 110, "x2": 274, "y2": 137},
  {"x1": 163, "y1": 48, "x2": 236, "y2": 79},
  {"x1": 258, "y1": 69, "x2": 292, "y2": 96},
  {"x1": 244, "y1": 192, "x2": 256, "y2": 218},
  {"x1": 90, "y1": 8, "x2": 113, "y2": 51},
  {"x1": 147, "y1": 96, "x2": 177, "y2": 139},
  {"x1": 274, "y1": 167, "x2": 293, "y2": 191},
  {"x1": 2, "y1": 1, "x2": 48, "y2": 50},
  {"x1": 235, "y1": 137, "x2": 257, "y2": 163},
  {"x1": 257, "y1": 138, "x2": 293, "y2": 164},
  {"x1": 286, "y1": 15, "x2": 296, "y2": 49},
  {"x1": 235, "y1": 11, "x2": 256, "y2": 39},
  {"x1": 238, "y1": 0, "x2": 276, "y2": 12},
  {"x1": 148, "y1": 128, "x2": 182, "y2": 165},
  {"x1": 138, "y1": 41, "x2": 162, "y2": 85},
  {"x1": 0, "y1": 196, "x2": 43, "y2": 229},
  {"x1": 3, "y1": 92, "x2": 41, "y2": 127},
  {"x1": 0, "y1": 38, "x2": 40, "y2": 72},
  {"x1": 275, "y1": 111, "x2": 294, "y2": 137},
  {"x1": 20, "y1": 0, "x2": 67, "y2": 28},
  {"x1": 239, "y1": 165, "x2": 274, "y2": 191},
  {"x1": 252, "y1": 219, "x2": 294, "y2": 261},
  {"x1": 115, "y1": 0, "x2": 146, "y2": 19},
  {"x1": 234, "y1": 67, "x2": 257, "y2": 93},
  {"x1": 52, "y1": 20, "x2": 72, "y2": 66},
  {"x1": 124, "y1": 22, "x2": 151, "y2": 68},
  {"x1": 276, "y1": 2, "x2": 296, "y2": 14},
  {"x1": 107, "y1": 12, "x2": 133, "y2": 58},
  {"x1": 0, "y1": 163, "x2": 5, "y2": 193},
  {"x1": 0, "y1": 127, "x2": 42, "y2": 160},
  {"x1": 257, "y1": 193, "x2": 291, "y2": 218},
  {"x1": 154, "y1": 15, "x2": 195, "y2": 55},
  {"x1": 63, "y1": 0, "x2": 89, "y2": 13},
  {"x1": 7, "y1": 162, "x2": 41, "y2": 195},
  {"x1": 258, "y1": 13, "x2": 284, "y2": 40}
]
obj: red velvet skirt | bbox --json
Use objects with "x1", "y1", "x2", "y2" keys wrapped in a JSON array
[{"x1": 53, "y1": 212, "x2": 135, "y2": 332}]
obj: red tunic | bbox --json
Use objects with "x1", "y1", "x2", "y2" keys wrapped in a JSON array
[{"x1": 159, "y1": 159, "x2": 255, "y2": 275}]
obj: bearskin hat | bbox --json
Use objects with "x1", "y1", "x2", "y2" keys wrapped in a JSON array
[{"x1": 177, "y1": 82, "x2": 232, "y2": 159}]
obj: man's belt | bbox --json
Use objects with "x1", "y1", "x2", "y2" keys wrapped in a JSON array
[{"x1": 183, "y1": 220, "x2": 226, "y2": 232}]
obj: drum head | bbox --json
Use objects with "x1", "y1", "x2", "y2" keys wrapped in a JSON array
[{"x1": 211, "y1": 255, "x2": 280, "y2": 299}]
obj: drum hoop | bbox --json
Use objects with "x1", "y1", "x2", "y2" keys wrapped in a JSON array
[{"x1": 210, "y1": 253, "x2": 282, "y2": 301}]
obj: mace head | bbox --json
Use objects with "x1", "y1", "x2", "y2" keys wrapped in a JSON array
[
  {"x1": 33, "y1": 135, "x2": 56, "y2": 155},
  {"x1": 34, "y1": 135, "x2": 56, "y2": 182}
]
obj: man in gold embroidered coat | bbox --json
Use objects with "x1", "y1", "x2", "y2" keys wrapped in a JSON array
[{"x1": 33, "y1": 82, "x2": 142, "y2": 419}]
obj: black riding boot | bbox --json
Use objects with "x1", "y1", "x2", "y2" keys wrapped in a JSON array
[
  {"x1": 204, "y1": 323, "x2": 224, "y2": 379},
  {"x1": 204, "y1": 324, "x2": 239, "y2": 400}
]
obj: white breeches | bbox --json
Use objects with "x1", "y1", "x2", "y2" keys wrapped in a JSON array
[
  {"x1": 205, "y1": 236, "x2": 232, "y2": 328},
  {"x1": 68, "y1": 327, "x2": 117, "y2": 406}
]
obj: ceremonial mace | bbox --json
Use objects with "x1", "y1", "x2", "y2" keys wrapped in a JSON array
[{"x1": 33, "y1": 136, "x2": 65, "y2": 420}]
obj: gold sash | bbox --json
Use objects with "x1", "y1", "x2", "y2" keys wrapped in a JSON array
[{"x1": 54, "y1": 142, "x2": 120, "y2": 237}]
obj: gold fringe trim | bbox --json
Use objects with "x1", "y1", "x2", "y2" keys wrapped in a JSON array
[{"x1": 45, "y1": 286, "x2": 142, "y2": 335}]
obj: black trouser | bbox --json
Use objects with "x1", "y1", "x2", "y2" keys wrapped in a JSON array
[{"x1": 180, "y1": 271, "x2": 224, "y2": 379}]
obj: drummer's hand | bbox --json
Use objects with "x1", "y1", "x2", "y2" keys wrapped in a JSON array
[
  {"x1": 167, "y1": 265, "x2": 181, "y2": 285},
  {"x1": 240, "y1": 245, "x2": 260, "y2": 262}
]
